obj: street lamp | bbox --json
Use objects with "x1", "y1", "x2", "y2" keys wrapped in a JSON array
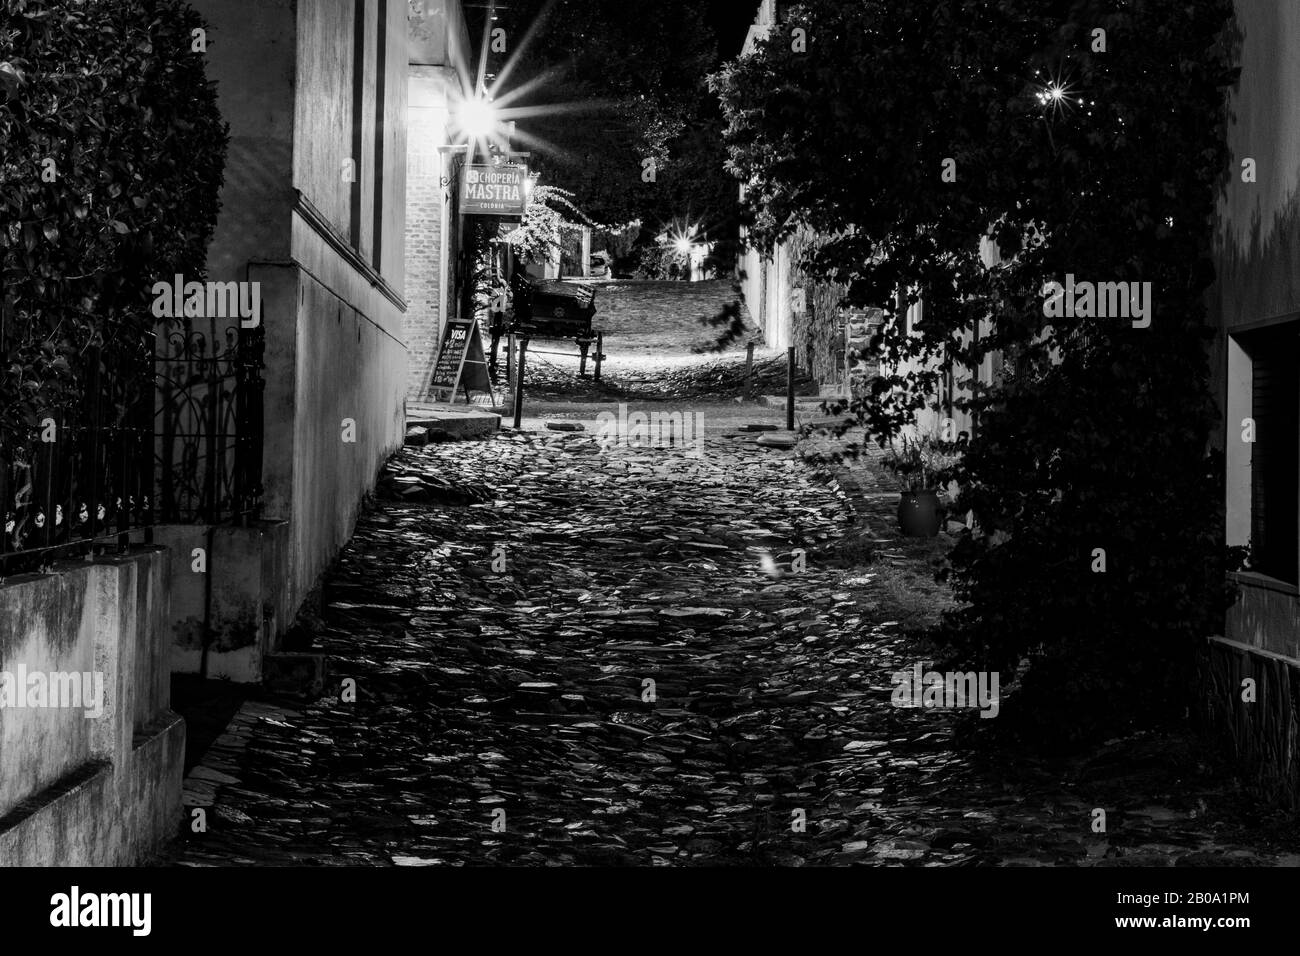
[{"x1": 455, "y1": 94, "x2": 500, "y2": 141}]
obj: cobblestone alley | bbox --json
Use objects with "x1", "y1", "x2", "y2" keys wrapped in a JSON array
[{"x1": 169, "y1": 283, "x2": 1300, "y2": 868}]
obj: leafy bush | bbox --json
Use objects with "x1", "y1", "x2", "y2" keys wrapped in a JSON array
[
  {"x1": 716, "y1": 0, "x2": 1239, "y2": 745},
  {"x1": 0, "y1": 0, "x2": 228, "y2": 431}
]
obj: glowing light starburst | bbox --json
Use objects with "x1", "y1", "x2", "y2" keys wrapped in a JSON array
[
  {"x1": 1032, "y1": 72, "x2": 1084, "y2": 119},
  {"x1": 436, "y1": 0, "x2": 616, "y2": 164}
]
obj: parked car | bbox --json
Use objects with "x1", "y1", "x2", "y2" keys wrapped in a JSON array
[{"x1": 589, "y1": 251, "x2": 611, "y2": 279}]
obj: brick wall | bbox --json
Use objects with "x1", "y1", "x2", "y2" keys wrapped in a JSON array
[{"x1": 404, "y1": 90, "x2": 448, "y2": 400}]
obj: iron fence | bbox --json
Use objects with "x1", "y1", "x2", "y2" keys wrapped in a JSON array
[
  {"x1": 154, "y1": 322, "x2": 265, "y2": 525},
  {"x1": 0, "y1": 320, "x2": 265, "y2": 577},
  {"x1": 0, "y1": 340, "x2": 156, "y2": 576}
]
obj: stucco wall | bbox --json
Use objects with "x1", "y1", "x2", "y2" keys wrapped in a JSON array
[
  {"x1": 290, "y1": 0, "x2": 409, "y2": 288},
  {"x1": 1210, "y1": 0, "x2": 1300, "y2": 654},
  {"x1": 193, "y1": 0, "x2": 412, "y2": 629},
  {"x1": 286, "y1": 0, "x2": 412, "y2": 605},
  {"x1": 194, "y1": 0, "x2": 296, "y2": 278},
  {"x1": 0, "y1": 551, "x2": 184, "y2": 865},
  {"x1": 740, "y1": 234, "x2": 791, "y2": 351},
  {"x1": 1212, "y1": 0, "x2": 1300, "y2": 335},
  {"x1": 287, "y1": 258, "x2": 407, "y2": 609},
  {"x1": 295, "y1": 0, "x2": 357, "y2": 241}
]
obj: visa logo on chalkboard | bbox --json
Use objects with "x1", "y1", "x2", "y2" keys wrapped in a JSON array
[{"x1": 429, "y1": 318, "x2": 494, "y2": 403}]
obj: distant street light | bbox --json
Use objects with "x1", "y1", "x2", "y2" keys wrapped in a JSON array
[{"x1": 674, "y1": 237, "x2": 693, "y2": 254}]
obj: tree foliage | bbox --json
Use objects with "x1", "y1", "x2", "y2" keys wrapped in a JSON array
[
  {"x1": 485, "y1": 0, "x2": 740, "y2": 241},
  {"x1": 0, "y1": 0, "x2": 227, "y2": 432},
  {"x1": 715, "y1": 0, "x2": 1239, "y2": 744}
]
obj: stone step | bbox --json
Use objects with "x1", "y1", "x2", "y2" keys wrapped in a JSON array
[
  {"x1": 757, "y1": 394, "x2": 834, "y2": 411},
  {"x1": 405, "y1": 402, "x2": 501, "y2": 439}
]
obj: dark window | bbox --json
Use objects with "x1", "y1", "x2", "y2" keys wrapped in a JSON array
[{"x1": 1244, "y1": 323, "x2": 1300, "y2": 584}]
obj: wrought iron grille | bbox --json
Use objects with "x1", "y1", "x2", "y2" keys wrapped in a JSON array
[{"x1": 153, "y1": 322, "x2": 265, "y2": 525}]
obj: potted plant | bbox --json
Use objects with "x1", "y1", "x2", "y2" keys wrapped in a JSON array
[{"x1": 881, "y1": 432, "x2": 959, "y2": 537}]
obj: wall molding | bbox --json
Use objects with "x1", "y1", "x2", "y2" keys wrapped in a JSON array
[
  {"x1": 294, "y1": 190, "x2": 407, "y2": 313},
  {"x1": 1228, "y1": 570, "x2": 1300, "y2": 597},
  {"x1": 1207, "y1": 633, "x2": 1300, "y2": 667}
]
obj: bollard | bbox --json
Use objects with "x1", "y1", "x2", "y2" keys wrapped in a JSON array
[
  {"x1": 506, "y1": 332, "x2": 515, "y2": 390},
  {"x1": 745, "y1": 342, "x2": 755, "y2": 399},
  {"x1": 786, "y1": 345, "x2": 795, "y2": 431},
  {"x1": 513, "y1": 337, "x2": 529, "y2": 430},
  {"x1": 594, "y1": 330, "x2": 604, "y2": 383}
]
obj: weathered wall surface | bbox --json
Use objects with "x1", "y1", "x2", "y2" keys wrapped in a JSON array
[
  {"x1": 1197, "y1": 1, "x2": 1300, "y2": 808},
  {"x1": 287, "y1": 259, "x2": 407, "y2": 609},
  {"x1": 740, "y1": 232, "x2": 791, "y2": 352},
  {"x1": 194, "y1": 0, "x2": 296, "y2": 280},
  {"x1": 1209, "y1": 0, "x2": 1300, "y2": 657},
  {"x1": 294, "y1": 0, "x2": 357, "y2": 242},
  {"x1": 193, "y1": 0, "x2": 413, "y2": 640},
  {"x1": 1198, "y1": 637, "x2": 1300, "y2": 809},
  {"x1": 0, "y1": 552, "x2": 184, "y2": 865},
  {"x1": 284, "y1": 0, "x2": 410, "y2": 614},
  {"x1": 153, "y1": 521, "x2": 293, "y2": 683},
  {"x1": 1212, "y1": 0, "x2": 1300, "y2": 336}
]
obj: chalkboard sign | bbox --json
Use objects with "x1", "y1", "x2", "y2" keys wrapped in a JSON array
[{"x1": 429, "y1": 318, "x2": 494, "y2": 404}]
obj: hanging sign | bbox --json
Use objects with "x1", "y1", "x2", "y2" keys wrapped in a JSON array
[{"x1": 460, "y1": 164, "x2": 528, "y2": 217}]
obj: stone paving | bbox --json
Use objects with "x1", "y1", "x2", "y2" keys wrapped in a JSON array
[
  {"x1": 509, "y1": 277, "x2": 819, "y2": 402},
  {"x1": 586, "y1": 279, "x2": 748, "y2": 356},
  {"x1": 170, "y1": 422, "x2": 1300, "y2": 867},
  {"x1": 167, "y1": 281, "x2": 1300, "y2": 868}
]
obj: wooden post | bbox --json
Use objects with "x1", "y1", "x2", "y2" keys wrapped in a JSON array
[
  {"x1": 745, "y1": 342, "x2": 755, "y2": 399},
  {"x1": 512, "y1": 337, "x2": 528, "y2": 429},
  {"x1": 505, "y1": 331, "x2": 515, "y2": 390},
  {"x1": 786, "y1": 345, "x2": 795, "y2": 431},
  {"x1": 458, "y1": 211, "x2": 474, "y2": 323},
  {"x1": 594, "y1": 330, "x2": 604, "y2": 382}
]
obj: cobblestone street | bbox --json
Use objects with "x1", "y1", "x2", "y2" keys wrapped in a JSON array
[
  {"x1": 11, "y1": 0, "x2": 1300, "y2": 930},
  {"x1": 171, "y1": 408, "x2": 1300, "y2": 867}
]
